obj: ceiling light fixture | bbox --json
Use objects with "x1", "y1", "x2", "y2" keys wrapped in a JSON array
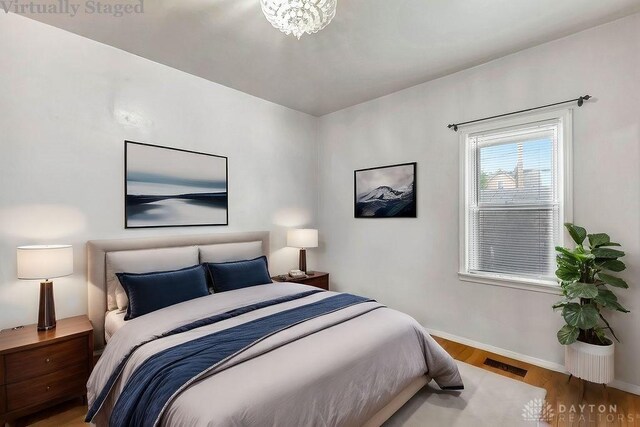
[{"x1": 260, "y1": 0, "x2": 337, "y2": 39}]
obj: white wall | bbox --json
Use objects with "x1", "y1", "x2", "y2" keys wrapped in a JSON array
[
  {"x1": 317, "y1": 14, "x2": 640, "y2": 388},
  {"x1": 0, "y1": 14, "x2": 318, "y2": 329}
]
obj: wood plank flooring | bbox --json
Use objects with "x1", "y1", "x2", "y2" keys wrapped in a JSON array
[
  {"x1": 433, "y1": 336, "x2": 640, "y2": 426},
  {"x1": 8, "y1": 335, "x2": 640, "y2": 426}
]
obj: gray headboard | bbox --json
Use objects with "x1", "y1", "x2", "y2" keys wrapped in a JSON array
[{"x1": 87, "y1": 231, "x2": 270, "y2": 350}]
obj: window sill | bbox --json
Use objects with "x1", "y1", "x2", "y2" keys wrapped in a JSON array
[{"x1": 458, "y1": 272, "x2": 562, "y2": 295}]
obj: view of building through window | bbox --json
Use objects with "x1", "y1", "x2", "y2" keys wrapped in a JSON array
[{"x1": 479, "y1": 138, "x2": 553, "y2": 204}]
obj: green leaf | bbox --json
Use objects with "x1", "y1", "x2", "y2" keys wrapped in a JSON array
[
  {"x1": 597, "y1": 259, "x2": 626, "y2": 272},
  {"x1": 574, "y1": 249, "x2": 595, "y2": 261},
  {"x1": 609, "y1": 301, "x2": 630, "y2": 313},
  {"x1": 557, "y1": 253, "x2": 580, "y2": 266},
  {"x1": 555, "y1": 246, "x2": 580, "y2": 260},
  {"x1": 598, "y1": 273, "x2": 629, "y2": 289},
  {"x1": 556, "y1": 246, "x2": 594, "y2": 262},
  {"x1": 555, "y1": 266, "x2": 580, "y2": 282},
  {"x1": 598, "y1": 297, "x2": 630, "y2": 313},
  {"x1": 600, "y1": 242, "x2": 621, "y2": 247},
  {"x1": 557, "y1": 325, "x2": 579, "y2": 345},
  {"x1": 588, "y1": 233, "x2": 610, "y2": 248},
  {"x1": 565, "y1": 282, "x2": 599, "y2": 299},
  {"x1": 593, "y1": 289, "x2": 629, "y2": 312},
  {"x1": 565, "y1": 223, "x2": 587, "y2": 245},
  {"x1": 562, "y1": 303, "x2": 599, "y2": 329},
  {"x1": 591, "y1": 247, "x2": 625, "y2": 259},
  {"x1": 594, "y1": 288, "x2": 618, "y2": 305}
]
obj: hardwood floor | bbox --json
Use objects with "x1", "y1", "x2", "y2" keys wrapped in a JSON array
[
  {"x1": 433, "y1": 336, "x2": 640, "y2": 426},
  {"x1": 8, "y1": 335, "x2": 640, "y2": 426}
]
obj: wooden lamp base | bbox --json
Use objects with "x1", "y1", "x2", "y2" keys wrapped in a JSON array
[
  {"x1": 298, "y1": 249, "x2": 307, "y2": 274},
  {"x1": 38, "y1": 280, "x2": 56, "y2": 331}
]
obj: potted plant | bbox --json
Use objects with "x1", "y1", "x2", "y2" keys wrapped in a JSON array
[{"x1": 553, "y1": 223, "x2": 630, "y2": 384}]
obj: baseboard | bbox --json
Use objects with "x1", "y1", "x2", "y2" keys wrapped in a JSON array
[{"x1": 426, "y1": 327, "x2": 640, "y2": 396}]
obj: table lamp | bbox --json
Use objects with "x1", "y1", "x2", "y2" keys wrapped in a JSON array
[
  {"x1": 287, "y1": 229, "x2": 318, "y2": 274},
  {"x1": 17, "y1": 245, "x2": 73, "y2": 331}
]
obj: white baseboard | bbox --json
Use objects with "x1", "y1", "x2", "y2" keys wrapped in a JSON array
[{"x1": 425, "y1": 327, "x2": 640, "y2": 396}]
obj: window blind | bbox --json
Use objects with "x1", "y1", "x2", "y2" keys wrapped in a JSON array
[{"x1": 466, "y1": 119, "x2": 561, "y2": 281}]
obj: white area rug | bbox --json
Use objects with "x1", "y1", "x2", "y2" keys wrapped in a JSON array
[{"x1": 385, "y1": 361, "x2": 548, "y2": 427}]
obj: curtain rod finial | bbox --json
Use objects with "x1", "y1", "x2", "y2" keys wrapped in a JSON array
[
  {"x1": 447, "y1": 124, "x2": 458, "y2": 131},
  {"x1": 578, "y1": 95, "x2": 591, "y2": 107}
]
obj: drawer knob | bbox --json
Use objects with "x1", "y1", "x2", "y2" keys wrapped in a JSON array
[
  {"x1": 46, "y1": 386, "x2": 51, "y2": 391},
  {"x1": 45, "y1": 358, "x2": 51, "y2": 363}
]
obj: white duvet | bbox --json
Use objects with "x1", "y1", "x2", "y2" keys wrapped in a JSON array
[{"x1": 88, "y1": 283, "x2": 462, "y2": 426}]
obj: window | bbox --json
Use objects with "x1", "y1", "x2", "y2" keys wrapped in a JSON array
[{"x1": 460, "y1": 110, "x2": 572, "y2": 291}]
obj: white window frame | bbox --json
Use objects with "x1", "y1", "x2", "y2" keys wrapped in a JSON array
[{"x1": 458, "y1": 108, "x2": 573, "y2": 294}]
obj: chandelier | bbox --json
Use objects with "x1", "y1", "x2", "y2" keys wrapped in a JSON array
[{"x1": 260, "y1": 0, "x2": 337, "y2": 39}]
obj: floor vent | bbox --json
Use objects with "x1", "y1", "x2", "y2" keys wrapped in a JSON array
[{"x1": 483, "y1": 358, "x2": 528, "y2": 377}]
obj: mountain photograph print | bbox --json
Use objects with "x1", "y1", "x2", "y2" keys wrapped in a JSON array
[
  {"x1": 125, "y1": 141, "x2": 228, "y2": 228},
  {"x1": 354, "y1": 162, "x2": 417, "y2": 218}
]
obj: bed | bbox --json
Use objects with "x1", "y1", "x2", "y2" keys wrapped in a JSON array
[{"x1": 86, "y1": 231, "x2": 463, "y2": 426}]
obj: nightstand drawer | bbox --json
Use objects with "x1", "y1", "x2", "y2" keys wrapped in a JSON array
[
  {"x1": 6, "y1": 363, "x2": 86, "y2": 412},
  {"x1": 304, "y1": 275, "x2": 329, "y2": 290},
  {"x1": 5, "y1": 337, "x2": 87, "y2": 383}
]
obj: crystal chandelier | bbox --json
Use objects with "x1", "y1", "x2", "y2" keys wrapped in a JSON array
[{"x1": 260, "y1": 0, "x2": 337, "y2": 39}]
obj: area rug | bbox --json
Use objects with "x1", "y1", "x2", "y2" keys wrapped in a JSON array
[{"x1": 384, "y1": 361, "x2": 549, "y2": 427}]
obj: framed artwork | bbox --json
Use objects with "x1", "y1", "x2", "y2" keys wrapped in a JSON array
[
  {"x1": 124, "y1": 141, "x2": 228, "y2": 228},
  {"x1": 354, "y1": 162, "x2": 417, "y2": 218}
]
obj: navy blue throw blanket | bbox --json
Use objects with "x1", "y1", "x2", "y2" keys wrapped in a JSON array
[
  {"x1": 92, "y1": 292, "x2": 374, "y2": 427},
  {"x1": 87, "y1": 290, "x2": 322, "y2": 423}
]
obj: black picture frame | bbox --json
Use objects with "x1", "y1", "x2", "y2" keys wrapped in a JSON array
[
  {"x1": 124, "y1": 140, "x2": 229, "y2": 229},
  {"x1": 354, "y1": 162, "x2": 417, "y2": 218}
]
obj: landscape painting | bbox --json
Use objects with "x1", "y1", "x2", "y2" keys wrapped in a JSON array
[
  {"x1": 125, "y1": 141, "x2": 228, "y2": 228},
  {"x1": 354, "y1": 162, "x2": 416, "y2": 218}
]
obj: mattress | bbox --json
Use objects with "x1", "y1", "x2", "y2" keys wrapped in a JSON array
[{"x1": 104, "y1": 309, "x2": 126, "y2": 343}]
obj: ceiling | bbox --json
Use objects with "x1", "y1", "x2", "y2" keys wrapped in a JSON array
[{"x1": 17, "y1": 0, "x2": 640, "y2": 116}]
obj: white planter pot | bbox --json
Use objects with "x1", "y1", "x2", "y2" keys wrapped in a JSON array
[{"x1": 565, "y1": 340, "x2": 614, "y2": 384}]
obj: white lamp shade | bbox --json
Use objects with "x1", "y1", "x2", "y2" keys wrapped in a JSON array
[
  {"x1": 17, "y1": 245, "x2": 73, "y2": 280},
  {"x1": 287, "y1": 229, "x2": 318, "y2": 249}
]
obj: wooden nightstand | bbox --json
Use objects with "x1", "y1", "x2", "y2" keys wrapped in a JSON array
[
  {"x1": 271, "y1": 272, "x2": 330, "y2": 290},
  {"x1": 0, "y1": 315, "x2": 93, "y2": 426}
]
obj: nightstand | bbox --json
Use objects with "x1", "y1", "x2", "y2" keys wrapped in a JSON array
[
  {"x1": 272, "y1": 271, "x2": 330, "y2": 290},
  {"x1": 0, "y1": 315, "x2": 93, "y2": 426}
]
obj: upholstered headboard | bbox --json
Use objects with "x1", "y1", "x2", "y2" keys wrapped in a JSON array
[{"x1": 87, "y1": 231, "x2": 270, "y2": 350}]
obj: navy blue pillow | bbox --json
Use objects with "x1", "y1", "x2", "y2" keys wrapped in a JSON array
[
  {"x1": 205, "y1": 256, "x2": 272, "y2": 293},
  {"x1": 117, "y1": 264, "x2": 209, "y2": 320}
]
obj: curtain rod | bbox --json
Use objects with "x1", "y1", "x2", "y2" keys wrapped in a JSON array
[{"x1": 447, "y1": 95, "x2": 591, "y2": 131}]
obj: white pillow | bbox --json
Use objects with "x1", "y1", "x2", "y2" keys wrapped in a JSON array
[{"x1": 106, "y1": 246, "x2": 199, "y2": 311}]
